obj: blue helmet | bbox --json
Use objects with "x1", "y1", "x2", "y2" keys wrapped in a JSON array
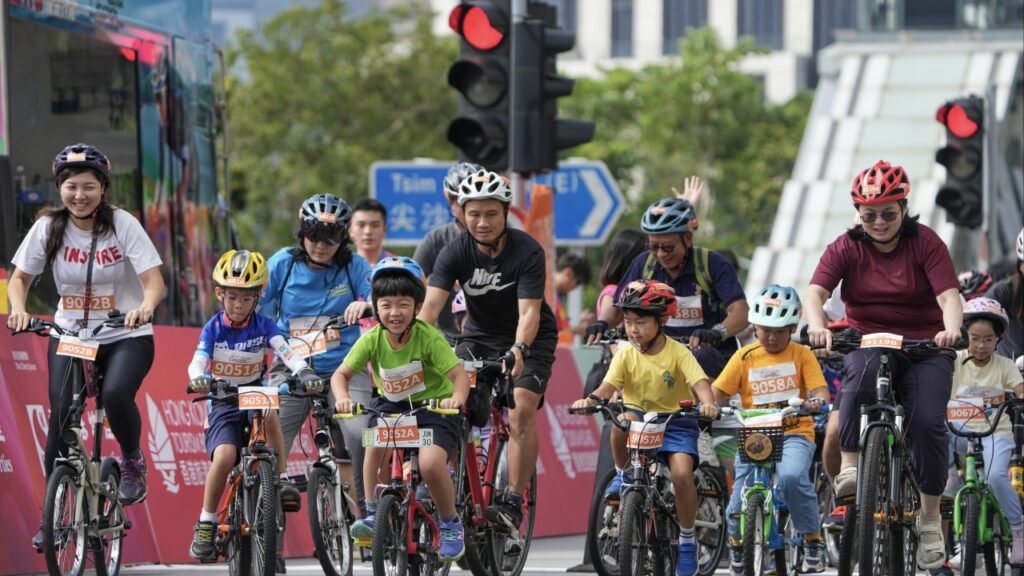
[
  {"x1": 371, "y1": 256, "x2": 425, "y2": 287},
  {"x1": 641, "y1": 198, "x2": 697, "y2": 235},
  {"x1": 748, "y1": 284, "x2": 802, "y2": 328}
]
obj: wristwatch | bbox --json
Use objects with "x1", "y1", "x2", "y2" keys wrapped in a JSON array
[
  {"x1": 512, "y1": 341, "x2": 530, "y2": 357},
  {"x1": 711, "y1": 323, "x2": 729, "y2": 338}
]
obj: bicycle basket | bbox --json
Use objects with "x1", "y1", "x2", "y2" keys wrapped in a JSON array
[{"x1": 737, "y1": 426, "x2": 784, "y2": 464}]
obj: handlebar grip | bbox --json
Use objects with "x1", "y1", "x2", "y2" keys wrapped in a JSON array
[
  {"x1": 427, "y1": 399, "x2": 461, "y2": 416},
  {"x1": 333, "y1": 403, "x2": 363, "y2": 419}
]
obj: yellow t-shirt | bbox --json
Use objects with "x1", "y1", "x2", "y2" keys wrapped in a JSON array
[
  {"x1": 712, "y1": 341, "x2": 827, "y2": 443},
  {"x1": 949, "y1": 350, "x2": 1024, "y2": 436},
  {"x1": 603, "y1": 338, "x2": 708, "y2": 413}
]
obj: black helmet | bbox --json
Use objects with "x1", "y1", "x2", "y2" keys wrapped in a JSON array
[{"x1": 52, "y1": 143, "x2": 112, "y2": 185}]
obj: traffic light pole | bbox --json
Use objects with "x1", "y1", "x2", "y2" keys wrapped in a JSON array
[
  {"x1": 509, "y1": 0, "x2": 527, "y2": 205},
  {"x1": 983, "y1": 83, "x2": 997, "y2": 267}
]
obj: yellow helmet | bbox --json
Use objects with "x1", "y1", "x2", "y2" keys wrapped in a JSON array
[{"x1": 212, "y1": 250, "x2": 268, "y2": 290}]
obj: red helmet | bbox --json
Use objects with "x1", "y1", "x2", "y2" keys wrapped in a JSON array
[
  {"x1": 958, "y1": 270, "x2": 993, "y2": 301},
  {"x1": 850, "y1": 160, "x2": 909, "y2": 206},
  {"x1": 615, "y1": 280, "x2": 678, "y2": 318}
]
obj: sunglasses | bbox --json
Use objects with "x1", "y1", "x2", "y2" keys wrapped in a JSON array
[
  {"x1": 301, "y1": 221, "x2": 345, "y2": 245},
  {"x1": 860, "y1": 211, "x2": 901, "y2": 224},
  {"x1": 647, "y1": 242, "x2": 677, "y2": 255}
]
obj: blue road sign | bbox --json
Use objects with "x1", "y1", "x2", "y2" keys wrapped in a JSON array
[
  {"x1": 369, "y1": 161, "x2": 455, "y2": 246},
  {"x1": 370, "y1": 159, "x2": 624, "y2": 246},
  {"x1": 534, "y1": 161, "x2": 624, "y2": 245}
]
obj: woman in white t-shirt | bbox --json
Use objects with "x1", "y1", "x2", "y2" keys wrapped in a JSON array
[
  {"x1": 6, "y1": 144, "x2": 165, "y2": 548},
  {"x1": 949, "y1": 297, "x2": 1024, "y2": 564}
]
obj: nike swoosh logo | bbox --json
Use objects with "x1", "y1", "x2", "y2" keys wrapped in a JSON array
[{"x1": 463, "y1": 281, "x2": 515, "y2": 296}]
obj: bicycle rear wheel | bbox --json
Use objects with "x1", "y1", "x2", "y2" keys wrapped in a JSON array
[
  {"x1": 95, "y1": 457, "x2": 125, "y2": 576},
  {"x1": 248, "y1": 459, "x2": 278, "y2": 576},
  {"x1": 486, "y1": 442, "x2": 537, "y2": 576},
  {"x1": 43, "y1": 465, "x2": 87, "y2": 576},
  {"x1": 373, "y1": 493, "x2": 410, "y2": 576},
  {"x1": 897, "y1": 468, "x2": 919, "y2": 576},
  {"x1": 307, "y1": 466, "x2": 353, "y2": 576},
  {"x1": 587, "y1": 467, "x2": 621, "y2": 576},
  {"x1": 856, "y1": 427, "x2": 893, "y2": 576},
  {"x1": 695, "y1": 465, "x2": 727, "y2": 576}
]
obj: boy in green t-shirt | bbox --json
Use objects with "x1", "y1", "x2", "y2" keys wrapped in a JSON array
[{"x1": 331, "y1": 257, "x2": 471, "y2": 561}]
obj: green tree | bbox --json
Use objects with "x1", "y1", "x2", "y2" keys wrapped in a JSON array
[
  {"x1": 227, "y1": 0, "x2": 457, "y2": 251},
  {"x1": 561, "y1": 28, "x2": 812, "y2": 277}
]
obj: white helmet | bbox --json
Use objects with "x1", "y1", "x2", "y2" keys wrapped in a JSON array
[
  {"x1": 457, "y1": 169, "x2": 512, "y2": 207},
  {"x1": 1016, "y1": 227, "x2": 1023, "y2": 262},
  {"x1": 749, "y1": 284, "x2": 802, "y2": 328}
]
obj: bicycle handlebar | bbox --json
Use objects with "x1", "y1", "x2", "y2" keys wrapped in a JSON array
[
  {"x1": 795, "y1": 327, "x2": 964, "y2": 354},
  {"x1": 461, "y1": 351, "x2": 518, "y2": 410},
  {"x1": 12, "y1": 311, "x2": 131, "y2": 339},
  {"x1": 334, "y1": 400, "x2": 461, "y2": 419},
  {"x1": 568, "y1": 399, "x2": 719, "y2": 431},
  {"x1": 946, "y1": 397, "x2": 1024, "y2": 439}
]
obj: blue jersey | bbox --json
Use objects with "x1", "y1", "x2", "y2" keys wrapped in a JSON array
[
  {"x1": 258, "y1": 247, "x2": 372, "y2": 375},
  {"x1": 195, "y1": 312, "x2": 283, "y2": 384}
]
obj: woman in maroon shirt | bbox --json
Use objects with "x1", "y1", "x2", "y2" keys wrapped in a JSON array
[{"x1": 803, "y1": 160, "x2": 962, "y2": 570}]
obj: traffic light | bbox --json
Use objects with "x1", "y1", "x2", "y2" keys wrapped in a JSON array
[
  {"x1": 935, "y1": 95, "x2": 984, "y2": 228},
  {"x1": 510, "y1": 2, "x2": 594, "y2": 174},
  {"x1": 447, "y1": 1, "x2": 511, "y2": 171}
]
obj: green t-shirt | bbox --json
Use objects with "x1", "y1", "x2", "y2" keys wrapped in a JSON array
[{"x1": 342, "y1": 320, "x2": 460, "y2": 403}]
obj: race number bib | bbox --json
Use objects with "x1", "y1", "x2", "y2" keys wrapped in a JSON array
[
  {"x1": 379, "y1": 361, "x2": 427, "y2": 402},
  {"x1": 55, "y1": 334, "x2": 99, "y2": 360},
  {"x1": 626, "y1": 420, "x2": 667, "y2": 450},
  {"x1": 666, "y1": 295, "x2": 703, "y2": 328},
  {"x1": 60, "y1": 284, "x2": 116, "y2": 320},
  {"x1": 238, "y1": 387, "x2": 280, "y2": 410},
  {"x1": 748, "y1": 362, "x2": 799, "y2": 406},
  {"x1": 362, "y1": 415, "x2": 433, "y2": 448},
  {"x1": 947, "y1": 397, "x2": 986, "y2": 425},
  {"x1": 288, "y1": 317, "x2": 340, "y2": 358},
  {"x1": 860, "y1": 333, "x2": 904, "y2": 349},
  {"x1": 211, "y1": 348, "x2": 264, "y2": 385}
]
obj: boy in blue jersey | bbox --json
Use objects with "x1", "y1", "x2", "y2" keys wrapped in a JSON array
[
  {"x1": 332, "y1": 257, "x2": 471, "y2": 562},
  {"x1": 188, "y1": 250, "x2": 322, "y2": 562}
]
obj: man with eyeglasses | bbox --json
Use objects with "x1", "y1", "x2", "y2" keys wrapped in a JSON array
[{"x1": 586, "y1": 197, "x2": 749, "y2": 378}]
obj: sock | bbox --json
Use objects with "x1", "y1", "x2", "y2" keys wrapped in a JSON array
[
  {"x1": 279, "y1": 473, "x2": 289, "y2": 482},
  {"x1": 443, "y1": 514, "x2": 460, "y2": 523},
  {"x1": 804, "y1": 533, "x2": 821, "y2": 543},
  {"x1": 200, "y1": 510, "x2": 217, "y2": 523},
  {"x1": 366, "y1": 502, "x2": 377, "y2": 515},
  {"x1": 679, "y1": 527, "x2": 695, "y2": 544},
  {"x1": 126, "y1": 448, "x2": 144, "y2": 460}
]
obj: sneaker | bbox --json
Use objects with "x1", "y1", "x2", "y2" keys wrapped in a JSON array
[
  {"x1": 833, "y1": 466, "x2": 857, "y2": 500},
  {"x1": 676, "y1": 539, "x2": 698, "y2": 576},
  {"x1": 31, "y1": 523, "x2": 44, "y2": 552},
  {"x1": 351, "y1": 515, "x2": 375, "y2": 539},
  {"x1": 927, "y1": 563, "x2": 953, "y2": 576},
  {"x1": 438, "y1": 517, "x2": 465, "y2": 561},
  {"x1": 801, "y1": 540, "x2": 826, "y2": 573},
  {"x1": 1013, "y1": 524, "x2": 1024, "y2": 564},
  {"x1": 729, "y1": 543, "x2": 743, "y2": 575},
  {"x1": 280, "y1": 480, "x2": 301, "y2": 513},
  {"x1": 486, "y1": 492, "x2": 524, "y2": 534},
  {"x1": 275, "y1": 555, "x2": 287, "y2": 574},
  {"x1": 189, "y1": 521, "x2": 217, "y2": 562},
  {"x1": 604, "y1": 471, "x2": 628, "y2": 499},
  {"x1": 118, "y1": 453, "x2": 148, "y2": 504}
]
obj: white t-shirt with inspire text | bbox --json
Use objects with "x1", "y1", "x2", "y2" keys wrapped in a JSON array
[{"x1": 12, "y1": 209, "x2": 163, "y2": 343}]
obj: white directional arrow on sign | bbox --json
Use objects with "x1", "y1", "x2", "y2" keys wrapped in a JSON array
[{"x1": 579, "y1": 168, "x2": 612, "y2": 238}]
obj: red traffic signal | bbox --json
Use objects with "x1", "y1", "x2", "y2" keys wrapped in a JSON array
[
  {"x1": 449, "y1": 3, "x2": 508, "y2": 51},
  {"x1": 936, "y1": 102, "x2": 980, "y2": 139}
]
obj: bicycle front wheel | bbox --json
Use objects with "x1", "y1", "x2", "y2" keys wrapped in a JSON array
[
  {"x1": 618, "y1": 490, "x2": 652, "y2": 576},
  {"x1": 856, "y1": 427, "x2": 893, "y2": 576},
  {"x1": 587, "y1": 468, "x2": 621, "y2": 576},
  {"x1": 741, "y1": 492, "x2": 769, "y2": 576},
  {"x1": 43, "y1": 465, "x2": 88, "y2": 576},
  {"x1": 94, "y1": 457, "x2": 125, "y2": 576},
  {"x1": 486, "y1": 443, "x2": 537, "y2": 576},
  {"x1": 247, "y1": 459, "x2": 278, "y2": 576},
  {"x1": 695, "y1": 466, "x2": 727, "y2": 576},
  {"x1": 307, "y1": 466, "x2": 353, "y2": 576},
  {"x1": 227, "y1": 472, "x2": 252, "y2": 576},
  {"x1": 373, "y1": 493, "x2": 410, "y2": 576},
  {"x1": 961, "y1": 492, "x2": 981, "y2": 576}
]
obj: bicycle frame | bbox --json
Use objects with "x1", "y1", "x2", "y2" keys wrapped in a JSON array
[
  {"x1": 737, "y1": 462, "x2": 786, "y2": 551},
  {"x1": 216, "y1": 409, "x2": 275, "y2": 543}
]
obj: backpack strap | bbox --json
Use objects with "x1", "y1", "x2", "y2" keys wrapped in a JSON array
[
  {"x1": 641, "y1": 253, "x2": 657, "y2": 281},
  {"x1": 692, "y1": 246, "x2": 721, "y2": 315}
]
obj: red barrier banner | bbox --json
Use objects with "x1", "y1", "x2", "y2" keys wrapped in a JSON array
[{"x1": 0, "y1": 322, "x2": 598, "y2": 574}]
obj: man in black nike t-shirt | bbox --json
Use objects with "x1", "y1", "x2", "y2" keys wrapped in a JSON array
[{"x1": 419, "y1": 169, "x2": 557, "y2": 538}]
